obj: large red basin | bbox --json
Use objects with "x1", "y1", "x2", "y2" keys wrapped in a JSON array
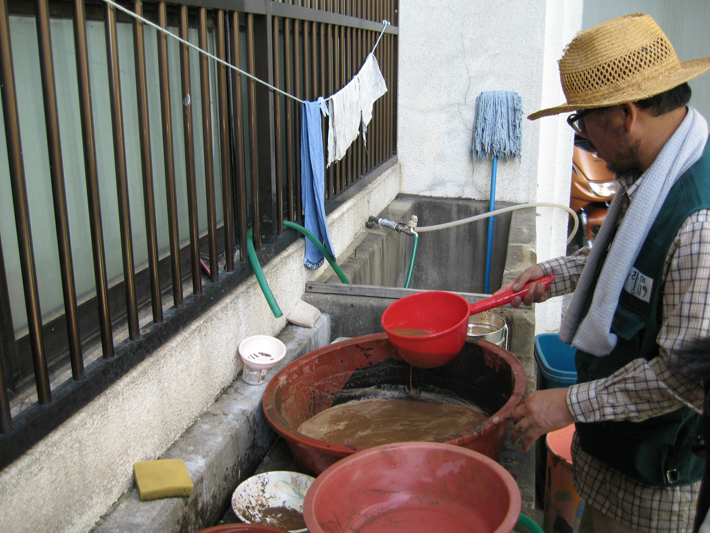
[
  {"x1": 303, "y1": 442, "x2": 521, "y2": 533},
  {"x1": 262, "y1": 333, "x2": 526, "y2": 475}
]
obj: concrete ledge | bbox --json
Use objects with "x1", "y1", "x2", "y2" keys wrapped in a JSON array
[{"x1": 91, "y1": 316, "x2": 331, "y2": 533}]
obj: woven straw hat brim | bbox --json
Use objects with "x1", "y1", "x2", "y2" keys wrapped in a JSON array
[{"x1": 529, "y1": 56, "x2": 710, "y2": 120}]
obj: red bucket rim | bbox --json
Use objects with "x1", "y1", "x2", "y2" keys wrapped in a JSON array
[{"x1": 302, "y1": 441, "x2": 522, "y2": 533}]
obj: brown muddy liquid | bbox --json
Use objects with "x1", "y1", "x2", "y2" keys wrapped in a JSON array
[
  {"x1": 393, "y1": 328, "x2": 431, "y2": 336},
  {"x1": 297, "y1": 398, "x2": 488, "y2": 448}
]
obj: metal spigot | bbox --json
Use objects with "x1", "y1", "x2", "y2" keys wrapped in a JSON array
[{"x1": 365, "y1": 216, "x2": 418, "y2": 237}]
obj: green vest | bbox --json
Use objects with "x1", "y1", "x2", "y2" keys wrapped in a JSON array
[{"x1": 575, "y1": 143, "x2": 710, "y2": 486}]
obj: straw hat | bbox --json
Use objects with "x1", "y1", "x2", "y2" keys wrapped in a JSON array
[{"x1": 529, "y1": 13, "x2": 710, "y2": 120}]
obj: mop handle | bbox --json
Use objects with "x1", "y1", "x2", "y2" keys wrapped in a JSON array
[{"x1": 484, "y1": 156, "x2": 498, "y2": 293}]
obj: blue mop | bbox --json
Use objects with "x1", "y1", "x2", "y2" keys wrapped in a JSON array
[{"x1": 472, "y1": 91, "x2": 522, "y2": 293}]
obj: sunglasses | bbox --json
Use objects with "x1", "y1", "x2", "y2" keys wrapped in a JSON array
[{"x1": 566, "y1": 109, "x2": 596, "y2": 134}]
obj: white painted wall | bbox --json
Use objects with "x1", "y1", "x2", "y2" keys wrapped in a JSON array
[{"x1": 397, "y1": 0, "x2": 583, "y2": 333}]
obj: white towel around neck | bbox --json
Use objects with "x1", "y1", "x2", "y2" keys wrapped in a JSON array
[{"x1": 559, "y1": 107, "x2": 708, "y2": 356}]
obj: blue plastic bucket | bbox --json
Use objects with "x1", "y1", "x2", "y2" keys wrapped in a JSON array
[{"x1": 534, "y1": 334, "x2": 577, "y2": 389}]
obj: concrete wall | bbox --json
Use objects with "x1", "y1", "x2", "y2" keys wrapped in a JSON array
[
  {"x1": 0, "y1": 168, "x2": 399, "y2": 533},
  {"x1": 397, "y1": 0, "x2": 583, "y2": 333}
]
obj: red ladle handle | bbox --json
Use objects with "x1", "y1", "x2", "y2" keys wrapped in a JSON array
[{"x1": 468, "y1": 274, "x2": 555, "y2": 316}]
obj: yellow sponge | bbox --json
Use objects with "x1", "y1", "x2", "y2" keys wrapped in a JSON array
[{"x1": 134, "y1": 459, "x2": 194, "y2": 501}]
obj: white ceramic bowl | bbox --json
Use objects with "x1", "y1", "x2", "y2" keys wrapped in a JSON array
[{"x1": 231, "y1": 471, "x2": 315, "y2": 533}]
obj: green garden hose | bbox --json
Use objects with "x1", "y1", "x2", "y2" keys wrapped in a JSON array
[
  {"x1": 404, "y1": 233, "x2": 418, "y2": 289},
  {"x1": 517, "y1": 513, "x2": 544, "y2": 533},
  {"x1": 246, "y1": 223, "x2": 350, "y2": 319},
  {"x1": 284, "y1": 221, "x2": 349, "y2": 284},
  {"x1": 246, "y1": 228, "x2": 283, "y2": 318}
]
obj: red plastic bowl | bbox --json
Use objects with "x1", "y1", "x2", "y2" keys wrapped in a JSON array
[
  {"x1": 303, "y1": 441, "x2": 521, "y2": 533},
  {"x1": 262, "y1": 333, "x2": 527, "y2": 475},
  {"x1": 381, "y1": 291, "x2": 470, "y2": 368}
]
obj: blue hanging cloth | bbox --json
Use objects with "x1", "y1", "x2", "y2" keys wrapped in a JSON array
[{"x1": 300, "y1": 99, "x2": 336, "y2": 269}]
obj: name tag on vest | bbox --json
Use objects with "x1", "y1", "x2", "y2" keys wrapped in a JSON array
[{"x1": 623, "y1": 267, "x2": 653, "y2": 303}]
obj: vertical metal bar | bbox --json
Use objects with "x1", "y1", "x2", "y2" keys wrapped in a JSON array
[
  {"x1": 389, "y1": 32, "x2": 395, "y2": 158},
  {"x1": 368, "y1": 18, "x2": 374, "y2": 171},
  {"x1": 230, "y1": 12, "x2": 248, "y2": 264},
  {"x1": 38, "y1": 0, "x2": 86, "y2": 369},
  {"x1": 180, "y1": 5, "x2": 202, "y2": 295},
  {"x1": 198, "y1": 8, "x2": 219, "y2": 283},
  {"x1": 0, "y1": 232, "x2": 13, "y2": 431},
  {"x1": 311, "y1": 21, "x2": 317, "y2": 102},
  {"x1": 284, "y1": 18, "x2": 295, "y2": 222},
  {"x1": 340, "y1": 22, "x2": 347, "y2": 191},
  {"x1": 217, "y1": 10, "x2": 234, "y2": 272},
  {"x1": 376, "y1": 24, "x2": 382, "y2": 167},
  {"x1": 105, "y1": 1, "x2": 139, "y2": 341},
  {"x1": 302, "y1": 18, "x2": 309, "y2": 100},
  {"x1": 326, "y1": 21, "x2": 334, "y2": 197},
  {"x1": 294, "y1": 18, "x2": 303, "y2": 221},
  {"x1": 360, "y1": 13, "x2": 366, "y2": 175},
  {"x1": 332, "y1": 22, "x2": 340, "y2": 194},
  {"x1": 375, "y1": 22, "x2": 380, "y2": 168},
  {"x1": 382, "y1": 31, "x2": 392, "y2": 160},
  {"x1": 348, "y1": 24, "x2": 354, "y2": 186},
  {"x1": 337, "y1": 22, "x2": 344, "y2": 195},
  {"x1": 393, "y1": 26, "x2": 398, "y2": 149},
  {"x1": 250, "y1": 6, "x2": 278, "y2": 245},
  {"x1": 380, "y1": 5, "x2": 387, "y2": 165},
  {"x1": 74, "y1": 0, "x2": 114, "y2": 356},
  {"x1": 133, "y1": 0, "x2": 163, "y2": 322},
  {"x1": 246, "y1": 13, "x2": 260, "y2": 246},
  {"x1": 0, "y1": 0, "x2": 50, "y2": 401},
  {"x1": 272, "y1": 15, "x2": 284, "y2": 233},
  {"x1": 320, "y1": 23, "x2": 330, "y2": 199},
  {"x1": 359, "y1": 25, "x2": 365, "y2": 179},
  {"x1": 157, "y1": 2, "x2": 184, "y2": 304},
  {"x1": 347, "y1": 22, "x2": 353, "y2": 186}
]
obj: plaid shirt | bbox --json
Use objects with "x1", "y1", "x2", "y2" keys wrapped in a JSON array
[{"x1": 539, "y1": 174, "x2": 710, "y2": 532}]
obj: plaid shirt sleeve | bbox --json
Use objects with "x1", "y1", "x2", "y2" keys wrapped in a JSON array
[
  {"x1": 539, "y1": 247, "x2": 589, "y2": 298},
  {"x1": 567, "y1": 210, "x2": 710, "y2": 423}
]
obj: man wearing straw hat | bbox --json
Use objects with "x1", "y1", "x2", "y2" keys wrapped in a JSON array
[{"x1": 501, "y1": 13, "x2": 710, "y2": 533}]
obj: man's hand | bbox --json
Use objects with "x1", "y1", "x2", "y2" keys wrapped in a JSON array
[
  {"x1": 505, "y1": 388, "x2": 574, "y2": 452},
  {"x1": 494, "y1": 264, "x2": 548, "y2": 307}
]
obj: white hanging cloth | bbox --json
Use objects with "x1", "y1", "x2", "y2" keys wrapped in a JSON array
[
  {"x1": 327, "y1": 76, "x2": 361, "y2": 167},
  {"x1": 358, "y1": 54, "x2": 388, "y2": 144},
  {"x1": 327, "y1": 53, "x2": 388, "y2": 167}
]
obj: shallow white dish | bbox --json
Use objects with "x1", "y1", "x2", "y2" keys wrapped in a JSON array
[{"x1": 231, "y1": 471, "x2": 315, "y2": 533}]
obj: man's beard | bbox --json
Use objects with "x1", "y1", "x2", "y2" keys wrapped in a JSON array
[{"x1": 605, "y1": 139, "x2": 642, "y2": 180}]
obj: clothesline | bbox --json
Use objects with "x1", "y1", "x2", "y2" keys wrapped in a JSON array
[{"x1": 102, "y1": 0, "x2": 390, "y2": 105}]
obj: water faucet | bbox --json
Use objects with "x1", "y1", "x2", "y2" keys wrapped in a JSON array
[{"x1": 365, "y1": 215, "x2": 418, "y2": 237}]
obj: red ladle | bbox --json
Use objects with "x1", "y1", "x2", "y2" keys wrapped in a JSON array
[{"x1": 381, "y1": 275, "x2": 554, "y2": 368}]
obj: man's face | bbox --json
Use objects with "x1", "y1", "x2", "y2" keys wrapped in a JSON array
[{"x1": 579, "y1": 106, "x2": 642, "y2": 179}]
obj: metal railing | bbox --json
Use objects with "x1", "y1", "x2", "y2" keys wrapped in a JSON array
[{"x1": 0, "y1": 0, "x2": 398, "y2": 468}]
